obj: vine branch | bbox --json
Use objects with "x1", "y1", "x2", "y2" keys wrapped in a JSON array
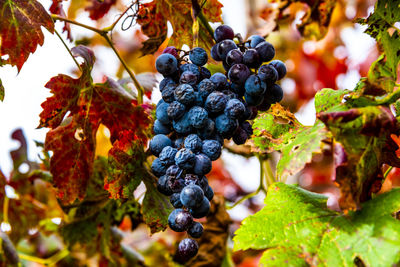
[{"x1": 51, "y1": 14, "x2": 144, "y2": 104}]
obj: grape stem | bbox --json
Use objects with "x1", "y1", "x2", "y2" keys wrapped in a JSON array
[
  {"x1": 51, "y1": 14, "x2": 144, "y2": 104},
  {"x1": 227, "y1": 156, "x2": 272, "y2": 209},
  {"x1": 54, "y1": 29, "x2": 81, "y2": 71}
]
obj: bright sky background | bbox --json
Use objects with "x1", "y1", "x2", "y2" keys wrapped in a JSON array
[{"x1": 0, "y1": 0, "x2": 375, "y2": 214}]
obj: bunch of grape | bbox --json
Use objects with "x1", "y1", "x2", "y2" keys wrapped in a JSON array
[{"x1": 149, "y1": 25, "x2": 286, "y2": 263}]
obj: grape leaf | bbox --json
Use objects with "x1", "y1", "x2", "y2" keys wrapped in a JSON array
[
  {"x1": 49, "y1": 0, "x2": 72, "y2": 41},
  {"x1": 234, "y1": 183, "x2": 400, "y2": 266},
  {"x1": 0, "y1": 0, "x2": 54, "y2": 71},
  {"x1": 142, "y1": 176, "x2": 174, "y2": 234},
  {"x1": 85, "y1": 0, "x2": 116, "y2": 20},
  {"x1": 252, "y1": 104, "x2": 328, "y2": 180},
  {"x1": 356, "y1": 0, "x2": 400, "y2": 92},
  {"x1": 137, "y1": 0, "x2": 223, "y2": 55}
]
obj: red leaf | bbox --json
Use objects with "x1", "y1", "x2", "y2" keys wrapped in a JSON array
[
  {"x1": 45, "y1": 115, "x2": 98, "y2": 203},
  {"x1": 0, "y1": 0, "x2": 54, "y2": 71},
  {"x1": 85, "y1": 0, "x2": 117, "y2": 20},
  {"x1": 137, "y1": 0, "x2": 223, "y2": 55},
  {"x1": 49, "y1": 0, "x2": 72, "y2": 41}
]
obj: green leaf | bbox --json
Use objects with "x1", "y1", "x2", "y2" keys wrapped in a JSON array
[
  {"x1": 314, "y1": 88, "x2": 349, "y2": 113},
  {"x1": 233, "y1": 183, "x2": 400, "y2": 267},
  {"x1": 142, "y1": 176, "x2": 173, "y2": 234},
  {"x1": 252, "y1": 104, "x2": 328, "y2": 180}
]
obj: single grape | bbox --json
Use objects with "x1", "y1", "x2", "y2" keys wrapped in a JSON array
[
  {"x1": 167, "y1": 101, "x2": 186, "y2": 121},
  {"x1": 201, "y1": 140, "x2": 222, "y2": 161},
  {"x1": 184, "y1": 134, "x2": 203, "y2": 152},
  {"x1": 166, "y1": 165, "x2": 182, "y2": 177},
  {"x1": 197, "y1": 118, "x2": 215, "y2": 140},
  {"x1": 269, "y1": 60, "x2": 287, "y2": 80},
  {"x1": 198, "y1": 79, "x2": 216, "y2": 100},
  {"x1": 175, "y1": 148, "x2": 196, "y2": 170},
  {"x1": 189, "y1": 196, "x2": 210, "y2": 218},
  {"x1": 188, "y1": 106, "x2": 208, "y2": 129},
  {"x1": 232, "y1": 126, "x2": 248, "y2": 145},
  {"x1": 157, "y1": 175, "x2": 173, "y2": 196},
  {"x1": 258, "y1": 64, "x2": 278, "y2": 84},
  {"x1": 244, "y1": 92, "x2": 264, "y2": 106},
  {"x1": 174, "y1": 84, "x2": 196, "y2": 106},
  {"x1": 214, "y1": 25, "x2": 234, "y2": 42},
  {"x1": 246, "y1": 35, "x2": 265, "y2": 48},
  {"x1": 149, "y1": 134, "x2": 172, "y2": 156},
  {"x1": 215, "y1": 113, "x2": 239, "y2": 138},
  {"x1": 211, "y1": 44, "x2": 222, "y2": 61},
  {"x1": 188, "y1": 222, "x2": 204, "y2": 238},
  {"x1": 156, "y1": 102, "x2": 170, "y2": 124},
  {"x1": 180, "y1": 63, "x2": 201, "y2": 80},
  {"x1": 189, "y1": 47, "x2": 208, "y2": 66},
  {"x1": 151, "y1": 158, "x2": 168, "y2": 177},
  {"x1": 153, "y1": 119, "x2": 171, "y2": 135},
  {"x1": 228, "y1": 64, "x2": 251, "y2": 85},
  {"x1": 167, "y1": 176, "x2": 186, "y2": 193},
  {"x1": 224, "y1": 98, "x2": 246, "y2": 119},
  {"x1": 159, "y1": 146, "x2": 178, "y2": 165},
  {"x1": 159, "y1": 77, "x2": 176, "y2": 91},
  {"x1": 156, "y1": 54, "x2": 178, "y2": 76},
  {"x1": 200, "y1": 66, "x2": 211, "y2": 80},
  {"x1": 193, "y1": 153, "x2": 212, "y2": 176},
  {"x1": 217, "y1": 39, "x2": 237, "y2": 60},
  {"x1": 180, "y1": 184, "x2": 204, "y2": 209},
  {"x1": 180, "y1": 71, "x2": 198, "y2": 86},
  {"x1": 255, "y1": 41, "x2": 275, "y2": 62},
  {"x1": 161, "y1": 83, "x2": 176, "y2": 103},
  {"x1": 204, "y1": 184, "x2": 214, "y2": 201},
  {"x1": 240, "y1": 121, "x2": 253, "y2": 136},
  {"x1": 244, "y1": 74, "x2": 267, "y2": 96},
  {"x1": 175, "y1": 238, "x2": 199, "y2": 263},
  {"x1": 170, "y1": 193, "x2": 183, "y2": 208},
  {"x1": 162, "y1": 46, "x2": 178, "y2": 58},
  {"x1": 243, "y1": 49, "x2": 261, "y2": 68},
  {"x1": 173, "y1": 113, "x2": 193, "y2": 135},
  {"x1": 168, "y1": 209, "x2": 193, "y2": 232},
  {"x1": 210, "y1": 72, "x2": 228, "y2": 91},
  {"x1": 226, "y1": 49, "x2": 243, "y2": 66},
  {"x1": 266, "y1": 83, "x2": 284, "y2": 103}
]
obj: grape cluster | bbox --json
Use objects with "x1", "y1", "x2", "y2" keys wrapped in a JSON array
[{"x1": 149, "y1": 25, "x2": 286, "y2": 263}]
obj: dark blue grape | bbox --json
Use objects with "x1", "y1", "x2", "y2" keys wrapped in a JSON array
[
  {"x1": 217, "y1": 39, "x2": 237, "y2": 60},
  {"x1": 188, "y1": 222, "x2": 203, "y2": 238},
  {"x1": 170, "y1": 193, "x2": 183, "y2": 208},
  {"x1": 266, "y1": 84, "x2": 284, "y2": 103},
  {"x1": 243, "y1": 49, "x2": 261, "y2": 68},
  {"x1": 193, "y1": 153, "x2": 212, "y2": 176},
  {"x1": 258, "y1": 64, "x2": 278, "y2": 84},
  {"x1": 161, "y1": 83, "x2": 176, "y2": 103},
  {"x1": 168, "y1": 209, "x2": 193, "y2": 232},
  {"x1": 159, "y1": 77, "x2": 176, "y2": 91},
  {"x1": 180, "y1": 184, "x2": 204, "y2": 209},
  {"x1": 258, "y1": 97, "x2": 272, "y2": 111},
  {"x1": 151, "y1": 158, "x2": 168, "y2": 177},
  {"x1": 166, "y1": 165, "x2": 182, "y2": 177},
  {"x1": 214, "y1": 25, "x2": 234, "y2": 42},
  {"x1": 222, "y1": 90, "x2": 238, "y2": 100},
  {"x1": 228, "y1": 64, "x2": 251, "y2": 85},
  {"x1": 156, "y1": 102, "x2": 170, "y2": 124},
  {"x1": 211, "y1": 44, "x2": 222, "y2": 61},
  {"x1": 153, "y1": 119, "x2": 171, "y2": 135},
  {"x1": 215, "y1": 113, "x2": 239, "y2": 138},
  {"x1": 189, "y1": 47, "x2": 208, "y2": 66},
  {"x1": 230, "y1": 82, "x2": 245, "y2": 96},
  {"x1": 173, "y1": 113, "x2": 193, "y2": 135},
  {"x1": 149, "y1": 134, "x2": 172, "y2": 156},
  {"x1": 200, "y1": 66, "x2": 211, "y2": 80},
  {"x1": 210, "y1": 133, "x2": 224, "y2": 146},
  {"x1": 247, "y1": 35, "x2": 265, "y2": 48},
  {"x1": 167, "y1": 176, "x2": 186, "y2": 193},
  {"x1": 205, "y1": 91, "x2": 228, "y2": 114},
  {"x1": 226, "y1": 49, "x2": 243, "y2": 66},
  {"x1": 232, "y1": 126, "x2": 248, "y2": 145},
  {"x1": 175, "y1": 238, "x2": 199, "y2": 263},
  {"x1": 255, "y1": 41, "x2": 275, "y2": 62},
  {"x1": 244, "y1": 74, "x2": 267, "y2": 96},
  {"x1": 175, "y1": 148, "x2": 196, "y2": 170},
  {"x1": 174, "y1": 84, "x2": 196, "y2": 106},
  {"x1": 244, "y1": 92, "x2": 264, "y2": 106},
  {"x1": 197, "y1": 119, "x2": 215, "y2": 140},
  {"x1": 180, "y1": 71, "x2": 198, "y2": 86},
  {"x1": 194, "y1": 91, "x2": 204, "y2": 106},
  {"x1": 189, "y1": 196, "x2": 210, "y2": 218},
  {"x1": 156, "y1": 99, "x2": 165, "y2": 109},
  {"x1": 241, "y1": 121, "x2": 253, "y2": 136},
  {"x1": 188, "y1": 106, "x2": 208, "y2": 129},
  {"x1": 184, "y1": 134, "x2": 203, "y2": 152},
  {"x1": 184, "y1": 173, "x2": 201, "y2": 187},
  {"x1": 210, "y1": 72, "x2": 228, "y2": 90},
  {"x1": 198, "y1": 79, "x2": 216, "y2": 100},
  {"x1": 159, "y1": 146, "x2": 178, "y2": 165},
  {"x1": 157, "y1": 175, "x2": 173, "y2": 196},
  {"x1": 204, "y1": 184, "x2": 214, "y2": 201},
  {"x1": 224, "y1": 98, "x2": 246, "y2": 119},
  {"x1": 156, "y1": 54, "x2": 178, "y2": 76},
  {"x1": 173, "y1": 137, "x2": 185, "y2": 149},
  {"x1": 167, "y1": 101, "x2": 186, "y2": 121},
  {"x1": 269, "y1": 60, "x2": 287, "y2": 80},
  {"x1": 180, "y1": 64, "x2": 201, "y2": 80},
  {"x1": 201, "y1": 140, "x2": 222, "y2": 161}
]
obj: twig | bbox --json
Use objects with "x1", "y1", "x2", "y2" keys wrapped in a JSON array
[
  {"x1": 103, "y1": 1, "x2": 138, "y2": 33},
  {"x1": 18, "y1": 249, "x2": 69, "y2": 265},
  {"x1": 51, "y1": 14, "x2": 144, "y2": 104},
  {"x1": 54, "y1": 29, "x2": 81, "y2": 71}
]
